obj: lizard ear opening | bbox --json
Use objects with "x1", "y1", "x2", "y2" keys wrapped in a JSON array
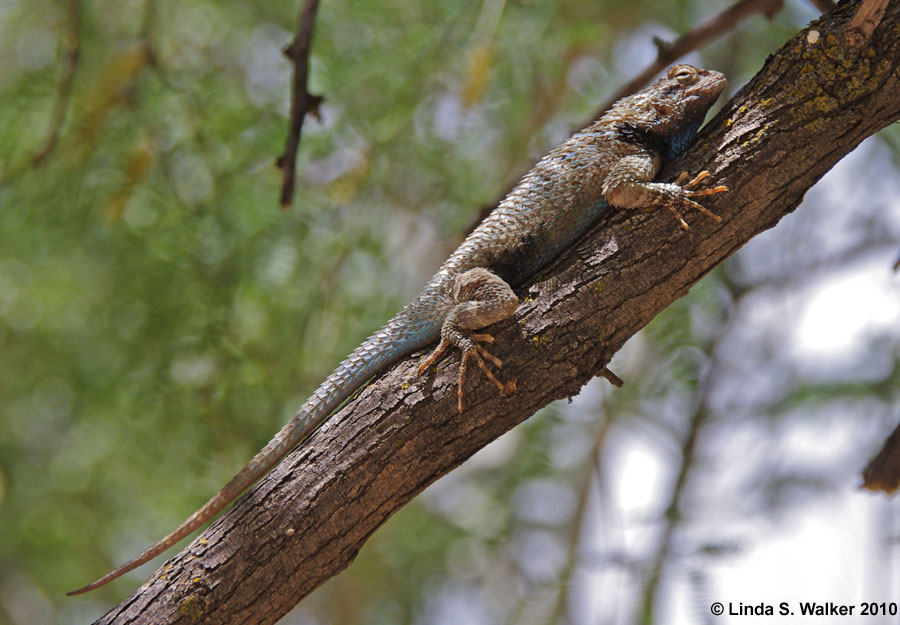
[{"x1": 653, "y1": 101, "x2": 675, "y2": 117}]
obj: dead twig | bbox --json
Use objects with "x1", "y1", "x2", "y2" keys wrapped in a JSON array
[
  {"x1": 277, "y1": 0, "x2": 324, "y2": 210},
  {"x1": 598, "y1": 0, "x2": 785, "y2": 114}
]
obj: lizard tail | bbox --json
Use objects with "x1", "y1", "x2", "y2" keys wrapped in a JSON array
[{"x1": 67, "y1": 319, "x2": 431, "y2": 596}]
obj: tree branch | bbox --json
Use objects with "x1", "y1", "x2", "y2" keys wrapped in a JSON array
[
  {"x1": 862, "y1": 418, "x2": 900, "y2": 493},
  {"x1": 276, "y1": 0, "x2": 323, "y2": 210},
  {"x1": 32, "y1": 0, "x2": 82, "y2": 167},
  {"x1": 808, "y1": 0, "x2": 837, "y2": 15},
  {"x1": 93, "y1": 1, "x2": 900, "y2": 622},
  {"x1": 598, "y1": 0, "x2": 786, "y2": 113}
]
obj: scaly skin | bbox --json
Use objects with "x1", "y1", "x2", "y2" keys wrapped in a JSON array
[{"x1": 68, "y1": 64, "x2": 726, "y2": 596}]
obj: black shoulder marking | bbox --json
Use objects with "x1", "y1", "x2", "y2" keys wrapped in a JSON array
[
  {"x1": 489, "y1": 232, "x2": 540, "y2": 288},
  {"x1": 616, "y1": 122, "x2": 667, "y2": 156}
]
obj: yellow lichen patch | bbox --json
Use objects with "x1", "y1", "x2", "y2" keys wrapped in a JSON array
[
  {"x1": 199, "y1": 539, "x2": 208, "y2": 546},
  {"x1": 788, "y1": 87, "x2": 838, "y2": 124},
  {"x1": 593, "y1": 281, "x2": 606, "y2": 293},
  {"x1": 400, "y1": 382, "x2": 409, "y2": 389},
  {"x1": 531, "y1": 335, "x2": 551, "y2": 349},
  {"x1": 812, "y1": 95, "x2": 838, "y2": 114},
  {"x1": 738, "y1": 122, "x2": 774, "y2": 146},
  {"x1": 179, "y1": 595, "x2": 205, "y2": 620},
  {"x1": 192, "y1": 577, "x2": 203, "y2": 584},
  {"x1": 804, "y1": 117, "x2": 828, "y2": 134}
]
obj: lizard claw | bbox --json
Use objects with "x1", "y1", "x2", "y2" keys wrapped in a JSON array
[
  {"x1": 474, "y1": 340, "x2": 503, "y2": 368},
  {"x1": 665, "y1": 204, "x2": 690, "y2": 230},
  {"x1": 417, "y1": 338, "x2": 448, "y2": 377},
  {"x1": 682, "y1": 195, "x2": 722, "y2": 223},
  {"x1": 670, "y1": 170, "x2": 727, "y2": 226},
  {"x1": 419, "y1": 333, "x2": 515, "y2": 413},
  {"x1": 458, "y1": 344, "x2": 514, "y2": 413},
  {"x1": 679, "y1": 170, "x2": 711, "y2": 190},
  {"x1": 687, "y1": 184, "x2": 728, "y2": 197}
]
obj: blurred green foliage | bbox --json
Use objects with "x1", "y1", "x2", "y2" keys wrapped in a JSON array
[{"x1": 3, "y1": 0, "x2": 898, "y2": 624}]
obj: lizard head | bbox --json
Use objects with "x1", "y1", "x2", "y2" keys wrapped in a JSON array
[
  {"x1": 612, "y1": 64, "x2": 727, "y2": 158},
  {"x1": 650, "y1": 64, "x2": 727, "y2": 132}
]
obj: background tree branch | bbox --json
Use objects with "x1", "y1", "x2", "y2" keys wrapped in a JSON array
[
  {"x1": 94, "y1": 1, "x2": 900, "y2": 623},
  {"x1": 598, "y1": 0, "x2": 786, "y2": 112},
  {"x1": 277, "y1": 0, "x2": 323, "y2": 210},
  {"x1": 863, "y1": 418, "x2": 900, "y2": 493},
  {"x1": 31, "y1": 0, "x2": 81, "y2": 167}
]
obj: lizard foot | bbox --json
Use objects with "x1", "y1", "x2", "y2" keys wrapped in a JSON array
[
  {"x1": 416, "y1": 332, "x2": 500, "y2": 375},
  {"x1": 458, "y1": 336, "x2": 516, "y2": 413},
  {"x1": 418, "y1": 267, "x2": 519, "y2": 413},
  {"x1": 668, "y1": 170, "x2": 727, "y2": 229},
  {"x1": 418, "y1": 332, "x2": 516, "y2": 414}
]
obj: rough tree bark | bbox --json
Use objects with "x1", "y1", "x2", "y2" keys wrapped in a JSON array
[{"x1": 94, "y1": 1, "x2": 900, "y2": 623}]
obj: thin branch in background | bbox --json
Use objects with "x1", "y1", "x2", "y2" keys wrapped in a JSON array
[
  {"x1": 637, "y1": 403, "x2": 712, "y2": 623},
  {"x1": 461, "y1": 0, "x2": 507, "y2": 106},
  {"x1": 626, "y1": 235, "x2": 894, "y2": 618},
  {"x1": 277, "y1": 0, "x2": 323, "y2": 210},
  {"x1": 808, "y1": 0, "x2": 837, "y2": 14},
  {"x1": 597, "y1": 0, "x2": 785, "y2": 114},
  {"x1": 140, "y1": 0, "x2": 159, "y2": 67},
  {"x1": 32, "y1": 0, "x2": 82, "y2": 167},
  {"x1": 549, "y1": 413, "x2": 615, "y2": 625},
  {"x1": 634, "y1": 296, "x2": 740, "y2": 622}
]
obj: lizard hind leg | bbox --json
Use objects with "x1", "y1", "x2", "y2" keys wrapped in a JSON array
[{"x1": 418, "y1": 268, "x2": 519, "y2": 412}]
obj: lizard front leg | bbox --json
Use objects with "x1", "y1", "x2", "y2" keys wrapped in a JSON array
[
  {"x1": 417, "y1": 267, "x2": 519, "y2": 412},
  {"x1": 603, "y1": 154, "x2": 727, "y2": 230}
]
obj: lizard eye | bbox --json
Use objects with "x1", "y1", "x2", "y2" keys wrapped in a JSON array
[{"x1": 670, "y1": 65, "x2": 698, "y2": 85}]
